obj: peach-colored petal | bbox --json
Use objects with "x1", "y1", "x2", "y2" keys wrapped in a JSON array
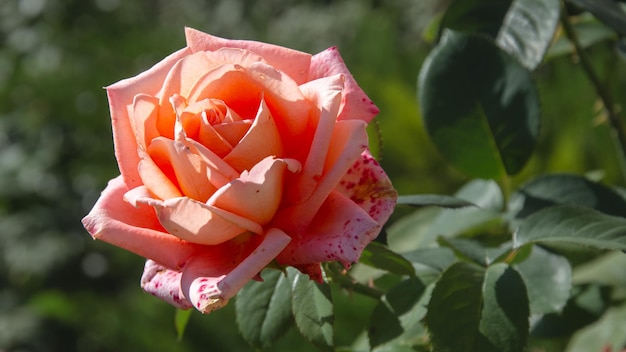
[
  {"x1": 213, "y1": 120, "x2": 252, "y2": 147},
  {"x1": 287, "y1": 75, "x2": 344, "y2": 203},
  {"x1": 223, "y1": 100, "x2": 283, "y2": 172},
  {"x1": 81, "y1": 176, "x2": 202, "y2": 270},
  {"x1": 131, "y1": 94, "x2": 160, "y2": 150},
  {"x1": 276, "y1": 190, "x2": 380, "y2": 268},
  {"x1": 141, "y1": 260, "x2": 193, "y2": 309},
  {"x1": 183, "y1": 138, "x2": 239, "y2": 189},
  {"x1": 208, "y1": 156, "x2": 301, "y2": 225},
  {"x1": 181, "y1": 228, "x2": 291, "y2": 313},
  {"x1": 107, "y1": 47, "x2": 192, "y2": 188},
  {"x1": 309, "y1": 47, "x2": 379, "y2": 123},
  {"x1": 185, "y1": 27, "x2": 312, "y2": 85},
  {"x1": 277, "y1": 119, "x2": 368, "y2": 232},
  {"x1": 157, "y1": 51, "x2": 215, "y2": 138},
  {"x1": 144, "y1": 196, "x2": 262, "y2": 245},
  {"x1": 137, "y1": 149, "x2": 182, "y2": 200},
  {"x1": 147, "y1": 137, "x2": 216, "y2": 202}
]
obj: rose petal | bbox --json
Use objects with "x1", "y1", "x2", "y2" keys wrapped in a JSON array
[
  {"x1": 131, "y1": 94, "x2": 161, "y2": 150},
  {"x1": 141, "y1": 260, "x2": 193, "y2": 310},
  {"x1": 146, "y1": 196, "x2": 263, "y2": 245},
  {"x1": 180, "y1": 228, "x2": 291, "y2": 313},
  {"x1": 185, "y1": 27, "x2": 312, "y2": 85},
  {"x1": 157, "y1": 51, "x2": 214, "y2": 138},
  {"x1": 336, "y1": 150, "x2": 397, "y2": 224},
  {"x1": 137, "y1": 149, "x2": 182, "y2": 201},
  {"x1": 287, "y1": 74, "x2": 344, "y2": 203},
  {"x1": 208, "y1": 156, "x2": 300, "y2": 225},
  {"x1": 309, "y1": 47, "x2": 379, "y2": 122},
  {"x1": 276, "y1": 119, "x2": 368, "y2": 233},
  {"x1": 81, "y1": 176, "x2": 202, "y2": 270},
  {"x1": 107, "y1": 47, "x2": 192, "y2": 188},
  {"x1": 276, "y1": 190, "x2": 380, "y2": 268},
  {"x1": 147, "y1": 137, "x2": 217, "y2": 202},
  {"x1": 223, "y1": 99, "x2": 283, "y2": 172}
]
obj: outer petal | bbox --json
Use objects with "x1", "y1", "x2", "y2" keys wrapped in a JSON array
[
  {"x1": 107, "y1": 47, "x2": 192, "y2": 188},
  {"x1": 81, "y1": 176, "x2": 203, "y2": 270},
  {"x1": 309, "y1": 47, "x2": 379, "y2": 123},
  {"x1": 276, "y1": 190, "x2": 380, "y2": 268},
  {"x1": 181, "y1": 228, "x2": 292, "y2": 313},
  {"x1": 141, "y1": 260, "x2": 193, "y2": 309},
  {"x1": 185, "y1": 27, "x2": 312, "y2": 85}
]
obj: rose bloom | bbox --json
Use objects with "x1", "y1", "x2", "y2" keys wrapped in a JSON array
[{"x1": 82, "y1": 28, "x2": 397, "y2": 313}]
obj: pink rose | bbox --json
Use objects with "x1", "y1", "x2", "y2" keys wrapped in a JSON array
[{"x1": 82, "y1": 28, "x2": 397, "y2": 313}]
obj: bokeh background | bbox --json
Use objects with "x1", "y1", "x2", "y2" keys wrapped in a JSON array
[{"x1": 2, "y1": 0, "x2": 625, "y2": 351}]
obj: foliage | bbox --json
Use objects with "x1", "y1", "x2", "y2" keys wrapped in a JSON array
[{"x1": 4, "y1": 0, "x2": 626, "y2": 351}]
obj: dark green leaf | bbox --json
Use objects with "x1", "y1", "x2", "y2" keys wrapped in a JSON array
[
  {"x1": 514, "y1": 246, "x2": 572, "y2": 314},
  {"x1": 174, "y1": 309, "x2": 192, "y2": 342},
  {"x1": 397, "y1": 194, "x2": 478, "y2": 209},
  {"x1": 514, "y1": 205, "x2": 626, "y2": 251},
  {"x1": 425, "y1": 262, "x2": 485, "y2": 351},
  {"x1": 236, "y1": 269, "x2": 293, "y2": 350},
  {"x1": 510, "y1": 173, "x2": 626, "y2": 218},
  {"x1": 291, "y1": 272, "x2": 334, "y2": 351},
  {"x1": 418, "y1": 30, "x2": 540, "y2": 178},
  {"x1": 568, "y1": 0, "x2": 626, "y2": 35},
  {"x1": 360, "y1": 242, "x2": 416, "y2": 277},
  {"x1": 426, "y1": 262, "x2": 529, "y2": 352},
  {"x1": 440, "y1": 0, "x2": 512, "y2": 38},
  {"x1": 368, "y1": 278, "x2": 427, "y2": 348},
  {"x1": 548, "y1": 16, "x2": 616, "y2": 57},
  {"x1": 478, "y1": 264, "x2": 529, "y2": 352}
]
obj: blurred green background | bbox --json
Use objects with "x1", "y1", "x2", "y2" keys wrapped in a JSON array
[{"x1": 1, "y1": 0, "x2": 625, "y2": 351}]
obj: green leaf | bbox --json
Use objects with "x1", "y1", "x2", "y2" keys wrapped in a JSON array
[
  {"x1": 479, "y1": 264, "x2": 529, "y2": 352},
  {"x1": 418, "y1": 30, "x2": 540, "y2": 178},
  {"x1": 235, "y1": 269, "x2": 293, "y2": 350},
  {"x1": 397, "y1": 194, "x2": 478, "y2": 209},
  {"x1": 438, "y1": 237, "x2": 511, "y2": 266},
  {"x1": 368, "y1": 278, "x2": 427, "y2": 348},
  {"x1": 425, "y1": 262, "x2": 529, "y2": 352},
  {"x1": 440, "y1": 0, "x2": 512, "y2": 38},
  {"x1": 514, "y1": 205, "x2": 626, "y2": 251},
  {"x1": 510, "y1": 173, "x2": 626, "y2": 218},
  {"x1": 291, "y1": 272, "x2": 334, "y2": 351},
  {"x1": 402, "y1": 247, "x2": 457, "y2": 272},
  {"x1": 174, "y1": 309, "x2": 192, "y2": 342},
  {"x1": 548, "y1": 15, "x2": 616, "y2": 57},
  {"x1": 360, "y1": 242, "x2": 416, "y2": 277},
  {"x1": 566, "y1": 303, "x2": 626, "y2": 352},
  {"x1": 514, "y1": 246, "x2": 572, "y2": 314},
  {"x1": 568, "y1": 0, "x2": 626, "y2": 36},
  {"x1": 495, "y1": 0, "x2": 561, "y2": 69}
]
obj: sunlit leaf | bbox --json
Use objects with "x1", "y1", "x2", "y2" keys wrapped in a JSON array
[
  {"x1": 496, "y1": 0, "x2": 561, "y2": 69},
  {"x1": 514, "y1": 205, "x2": 626, "y2": 251},
  {"x1": 360, "y1": 242, "x2": 416, "y2": 277},
  {"x1": 514, "y1": 246, "x2": 572, "y2": 314},
  {"x1": 418, "y1": 30, "x2": 540, "y2": 178},
  {"x1": 291, "y1": 272, "x2": 334, "y2": 351},
  {"x1": 236, "y1": 269, "x2": 293, "y2": 350}
]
